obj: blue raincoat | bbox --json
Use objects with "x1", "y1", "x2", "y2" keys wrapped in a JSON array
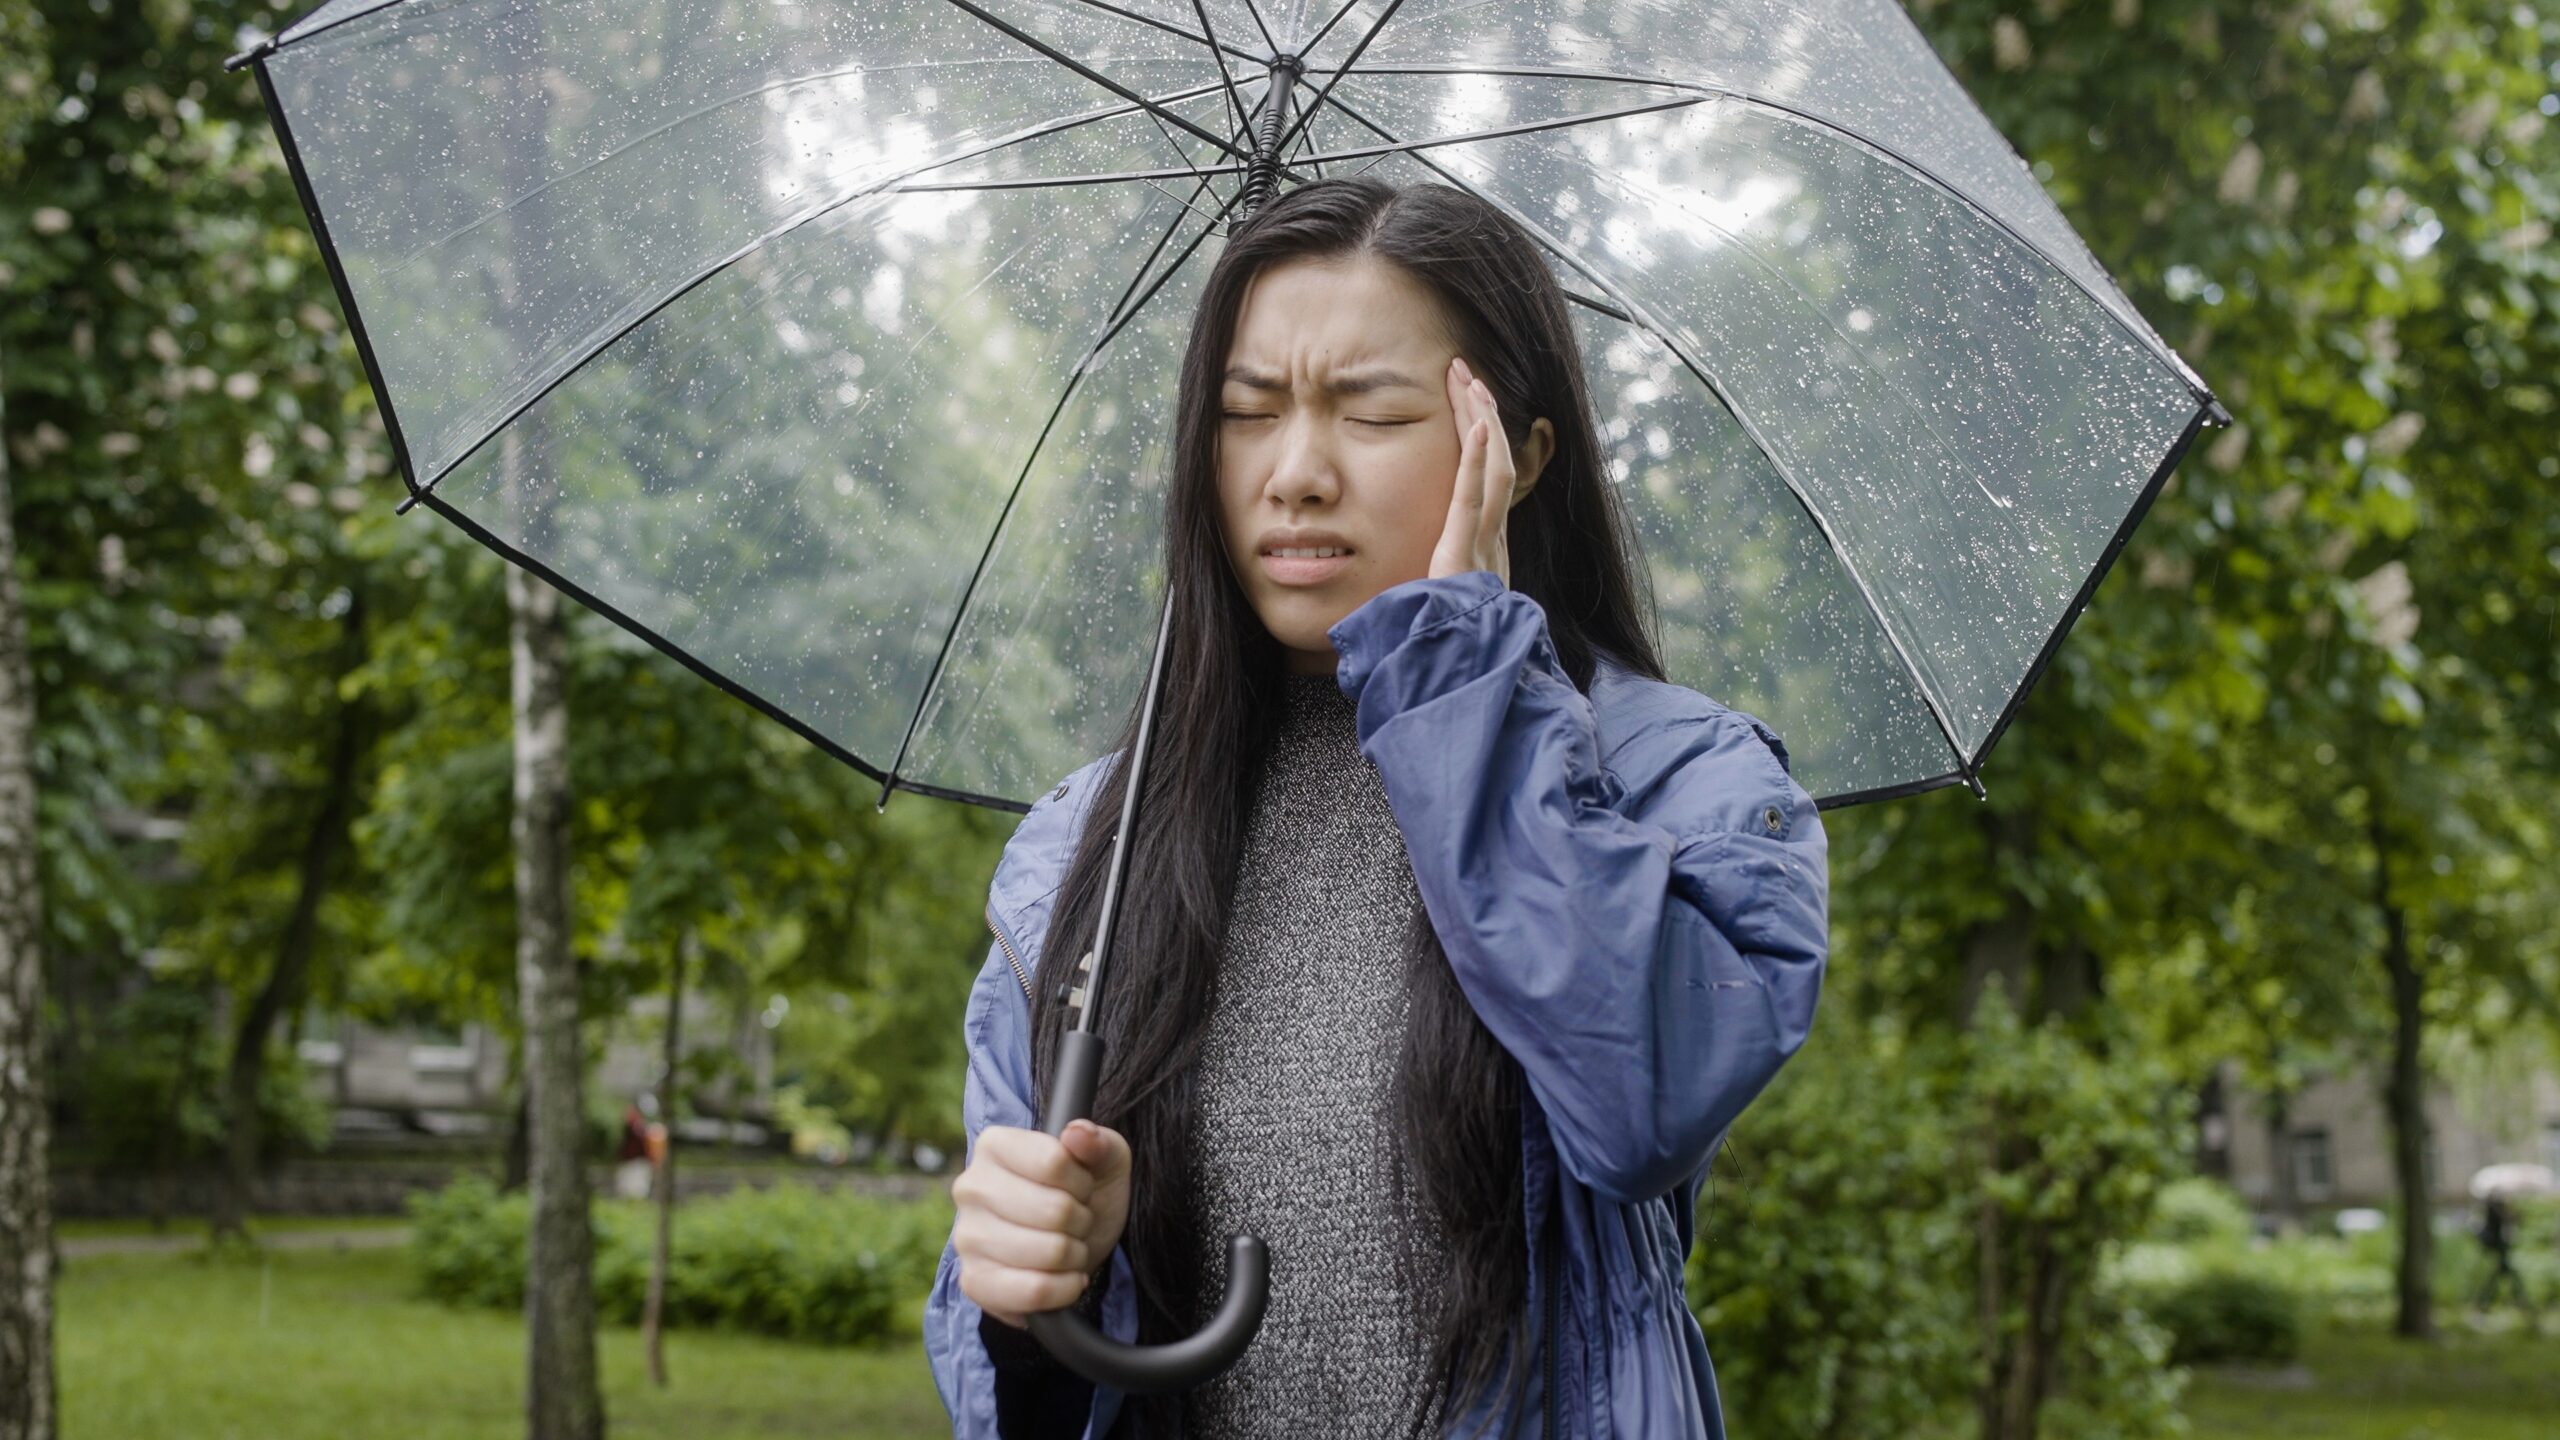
[{"x1": 925, "y1": 570, "x2": 1830, "y2": 1438}]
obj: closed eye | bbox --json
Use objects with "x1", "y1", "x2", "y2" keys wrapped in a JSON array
[{"x1": 1220, "y1": 412, "x2": 1410, "y2": 427}]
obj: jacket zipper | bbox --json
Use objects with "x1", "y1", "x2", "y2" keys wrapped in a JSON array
[{"x1": 986, "y1": 906, "x2": 1034, "y2": 1004}]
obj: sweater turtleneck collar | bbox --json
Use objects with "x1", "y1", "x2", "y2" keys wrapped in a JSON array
[{"x1": 1275, "y1": 668, "x2": 1357, "y2": 731}]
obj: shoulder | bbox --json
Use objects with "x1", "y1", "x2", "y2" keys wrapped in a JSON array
[
  {"x1": 985, "y1": 751, "x2": 1123, "y2": 948},
  {"x1": 1587, "y1": 659, "x2": 1815, "y2": 843}
]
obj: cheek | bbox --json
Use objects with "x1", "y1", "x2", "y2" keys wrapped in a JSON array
[{"x1": 1361, "y1": 435, "x2": 1459, "y2": 558}]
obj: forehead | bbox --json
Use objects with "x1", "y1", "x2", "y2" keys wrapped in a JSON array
[{"x1": 1225, "y1": 253, "x2": 1449, "y2": 373}]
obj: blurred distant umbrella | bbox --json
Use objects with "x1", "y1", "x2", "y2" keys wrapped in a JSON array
[{"x1": 2469, "y1": 1164, "x2": 2557, "y2": 1200}]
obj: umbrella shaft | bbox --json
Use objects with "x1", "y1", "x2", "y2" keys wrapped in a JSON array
[
  {"x1": 1076, "y1": 585, "x2": 1178, "y2": 1034},
  {"x1": 1238, "y1": 56, "x2": 1304, "y2": 221}
]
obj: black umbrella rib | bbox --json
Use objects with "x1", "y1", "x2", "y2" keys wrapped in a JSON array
[
  {"x1": 1188, "y1": 0, "x2": 1260, "y2": 140},
  {"x1": 375, "y1": 56, "x2": 1086, "y2": 286},
  {"x1": 1059, "y1": 0, "x2": 1275, "y2": 68},
  {"x1": 231, "y1": 0, "x2": 1273, "y2": 74},
  {"x1": 409, "y1": 485, "x2": 1032, "y2": 816},
  {"x1": 1292, "y1": 0, "x2": 1371, "y2": 62},
  {"x1": 1887, "y1": 14, "x2": 2216, "y2": 409},
  {"x1": 1815, "y1": 771, "x2": 1973, "y2": 812},
  {"x1": 245, "y1": 59, "x2": 426, "y2": 503},
  {"x1": 225, "y1": 0, "x2": 405, "y2": 68},
  {"x1": 1472, "y1": 119, "x2": 2027, "y2": 522},
  {"x1": 1344, "y1": 61, "x2": 2221, "y2": 413},
  {"x1": 1967, "y1": 398, "x2": 2212, "y2": 774},
  {"x1": 936, "y1": 0, "x2": 1256, "y2": 167},
  {"x1": 1302, "y1": 87, "x2": 1983, "y2": 787},
  {"x1": 893, "y1": 160, "x2": 1254, "y2": 191},
  {"x1": 876, "y1": 177, "x2": 1253, "y2": 809},
  {"x1": 1234, "y1": 0, "x2": 1283, "y2": 55},
  {"x1": 396, "y1": 77, "x2": 1240, "y2": 509},
  {"x1": 1279, "y1": 94, "x2": 1709, "y2": 168}
]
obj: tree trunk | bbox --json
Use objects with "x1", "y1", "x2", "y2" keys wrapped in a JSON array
[
  {"x1": 644, "y1": 931, "x2": 690, "y2": 1388},
  {"x1": 0, "y1": 342, "x2": 60, "y2": 1440},
  {"x1": 501, "y1": 1069, "x2": 532, "y2": 1194},
  {"x1": 2372, "y1": 803, "x2": 2433, "y2": 1340},
  {"x1": 1960, "y1": 808, "x2": 2106, "y2": 1440},
  {"x1": 2195, "y1": 1067, "x2": 2230, "y2": 1181},
  {"x1": 214, "y1": 590, "x2": 369, "y2": 1241},
  {"x1": 497, "y1": 29, "x2": 601, "y2": 1436},
  {"x1": 2264, "y1": 1085, "x2": 2298, "y2": 1232},
  {"x1": 511, "y1": 418, "x2": 602, "y2": 1440}
]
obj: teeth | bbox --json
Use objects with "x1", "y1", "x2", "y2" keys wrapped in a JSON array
[{"x1": 1272, "y1": 547, "x2": 1348, "y2": 558}]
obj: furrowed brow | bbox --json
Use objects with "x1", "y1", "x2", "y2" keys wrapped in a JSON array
[{"x1": 1222, "y1": 365, "x2": 1424, "y2": 397}]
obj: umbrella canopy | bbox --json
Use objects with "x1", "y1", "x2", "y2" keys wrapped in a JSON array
[
  {"x1": 2470, "y1": 1163, "x2": 2558, "y2": 1200},
  {"x1": 230, "y1": 0, "x2": 2220, "y2": 812}
]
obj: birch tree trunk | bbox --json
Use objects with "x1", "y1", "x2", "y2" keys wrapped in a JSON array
[
  {"x1": 0, "y1": 342, "x2": 59, "y2": 1440},
  {"x1": 496, "y1": 29, "x2": 601, "y2": 1437},
  {"x1": 510, "y1": 417, "x2": 603, "y2": 1440}
]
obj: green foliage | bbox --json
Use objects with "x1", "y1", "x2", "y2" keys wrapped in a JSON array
[
  {"x1": 2147, "y1": 1178, "x2": 2258, "y2": 1246},
  {"x1": 406, "y1": 1176, "x2": 535, "y2": 1312},
  {"x1": 1693, "y1": 990, "x2": 2192, "y2": 1440},
  {"x1": 55, "y1": 982, "x2": 330, "y2": 1171},
  {"x1": 405, "y1": 1176, "x2": 949, "y2": 1347},
  {"x1": 2145, "y1": 1268, "x2": 2305, "y2": 1366},
  {"x1": 1688, "y1": 1017, "x2": 1976, "y2": 1439}
]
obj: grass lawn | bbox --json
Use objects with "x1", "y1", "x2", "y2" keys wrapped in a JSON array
[
  {"x1": 2184, "y1": 1317, "x2": 2560, "y2": 1440},
  {"x1": 65, "y1": 1228, "x2": 2556, "y2": 1439},
  {"x1": 59, "y1": 1242, "x2": 953, "y2": 1440}
]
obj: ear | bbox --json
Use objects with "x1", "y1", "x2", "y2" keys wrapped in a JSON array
[{"x1": 1509, "y1": 417, "x2": 1556, "y2": 509}]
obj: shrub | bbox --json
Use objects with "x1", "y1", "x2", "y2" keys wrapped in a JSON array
[
  {"x1": 407, "y1": 1176, "x2": 531, "y2": 1310},
  {"x1": 405, "y1": 1177, "x2": 949, "y2": 1346},
  {"x1": 2145, "y1": 1177, "x2": 2255, "y2": 1246},
  {"x1": 2147, "y1": 1267, "x2": 2302, "y2": 1366}
]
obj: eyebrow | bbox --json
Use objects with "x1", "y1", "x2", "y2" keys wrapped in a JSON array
[{"x1": 1222, "y1": 364, "x2": 1426, "y2": 397}]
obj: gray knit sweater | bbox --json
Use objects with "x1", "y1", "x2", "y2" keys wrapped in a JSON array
[{"x1": 1178, "y1": 670, "x2": 1451, "y2": 1437}]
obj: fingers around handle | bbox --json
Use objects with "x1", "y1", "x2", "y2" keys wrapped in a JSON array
[
  {"x1": 1026, "y1": 1233, "x2": 1270, "y2": 1395},
  {"x1": 1028, "y1": 1029, "x2": 1273, "y2": 1393}
]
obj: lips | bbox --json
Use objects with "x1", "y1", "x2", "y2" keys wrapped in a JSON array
[
  {"x1": 1259, "y1": 549, "x2": 1353, "y2": 586},
  {"x1": 1255, "y1": 528, "x2": 1357, "y2": 587}
]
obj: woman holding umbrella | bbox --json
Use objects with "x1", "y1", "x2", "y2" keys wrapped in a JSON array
[{"x1": 926, "y1": 178, "x2": 1830, "y2": 1440}]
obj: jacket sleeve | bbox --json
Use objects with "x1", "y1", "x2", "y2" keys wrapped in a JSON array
[
  {"x1": 1328, "y1": 570, "x2": 1830, "y2": 1205},
  {"x1": 924, "y1": 938, "x2": 1142, "y2": 1439}
]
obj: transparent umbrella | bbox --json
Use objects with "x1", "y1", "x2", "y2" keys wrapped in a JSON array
[{"x1": 230, "y1": 0, "x2": 2222, "y2": 1391}]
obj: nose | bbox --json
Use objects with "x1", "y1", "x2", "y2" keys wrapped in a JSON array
[{"x1": 1260, "y1": 412, "x2": 1340, "y2": 512}]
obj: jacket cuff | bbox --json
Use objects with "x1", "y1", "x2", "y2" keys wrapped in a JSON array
[{"x1": 1326, "y1": 570, "x2": 1512, "y2": 704}]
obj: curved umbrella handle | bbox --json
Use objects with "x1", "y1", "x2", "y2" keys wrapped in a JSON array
[{"x1": 1025, "y1": 1027, "x2": 1270, "y2": 1394}]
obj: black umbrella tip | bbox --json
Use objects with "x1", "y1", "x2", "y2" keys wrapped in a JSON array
[
  {"x1": 224, "y1": 38, "x2": 275, "y2": 72},
  {"x1": 2203, "y1": 396, "x2": 2234, "y2": 428}
]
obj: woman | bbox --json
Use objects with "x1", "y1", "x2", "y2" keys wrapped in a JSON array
[{"x1": 923, "y1": 177, "x2": 1829, "y2": 1439}]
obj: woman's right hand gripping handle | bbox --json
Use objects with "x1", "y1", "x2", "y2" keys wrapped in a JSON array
[{"x1": 951, "y1": 1119, "x2": 1132, "y2": 1330}]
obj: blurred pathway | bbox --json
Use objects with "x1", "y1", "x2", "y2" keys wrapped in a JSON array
[{"x1": 61, "y1": 1226, "x2": 411, "y2": 1257}]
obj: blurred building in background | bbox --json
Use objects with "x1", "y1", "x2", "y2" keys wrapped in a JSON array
[{"x1": 2207, "y1": 1058, "x2": 2560, "y2": 1214}]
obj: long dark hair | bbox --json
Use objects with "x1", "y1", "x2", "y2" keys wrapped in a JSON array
[{"x1": 1028, "y1": 177, "x2": 1666, "y2": 1437}]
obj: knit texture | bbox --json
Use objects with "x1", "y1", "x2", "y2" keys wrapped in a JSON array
[{"x1": 1178, "y1": 670, "x2": 1451, "y2": 1437}]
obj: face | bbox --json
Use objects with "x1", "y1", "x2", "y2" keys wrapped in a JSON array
[{"x1": 1215, "y1": 253, "x2": 1552, "y2": 675}]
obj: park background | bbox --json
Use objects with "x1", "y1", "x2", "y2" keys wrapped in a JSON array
[{"x1": 1, "y1": 0, "x2": 2556, "y2": 1437}]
